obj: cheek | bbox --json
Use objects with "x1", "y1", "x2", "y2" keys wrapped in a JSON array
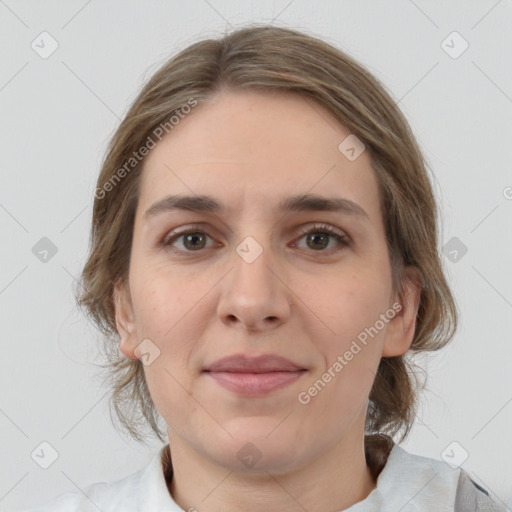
[
  {"x1": 132, "y1": 279, "x2": 199, "y2": 428},
  {"x1": 130, "y1": 262, "x2": 195, "y2": 334},
  {"x1": 128, "y1": 275, "x2": 197, "y2": 383},
  {"x1": 313, "y1": 269, "x2": 391, "y2": 342},
  {"x1": 306, "y1": 268, "x2": 391, "y2": 404}
]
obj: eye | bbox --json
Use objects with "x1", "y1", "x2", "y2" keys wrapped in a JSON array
[
  {"x1": 293, "y1": 223, "x2": 350, "y2": 252},
  {"x1": 161, "y1": 224, "x2": 216, "y2": 253}
]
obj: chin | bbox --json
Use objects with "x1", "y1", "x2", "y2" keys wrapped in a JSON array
[
  {"x1": 222, "y1": 414, "x2": 293, "y2": 441},
  {"x1": 206, "y1": 422, "x2": 309, "y2": 474}
]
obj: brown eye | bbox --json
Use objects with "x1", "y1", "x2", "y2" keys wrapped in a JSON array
[
  {"x1": 180, "y1": 232, "x2": 208, "y2": 251},
  {"x1": 164, "y1": 231, "x2": 213, "y2": 251},
  {"x1": 305, "y1": 232, "x2": 330, "y2": 250},
  {"x1": 294, "y1": 224, "x2": 350, "y2": 253}
]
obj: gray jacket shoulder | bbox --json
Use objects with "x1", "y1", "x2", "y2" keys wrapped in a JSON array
[{"x1": 455, "y1": 470, "x2": 506, "y2": 512}]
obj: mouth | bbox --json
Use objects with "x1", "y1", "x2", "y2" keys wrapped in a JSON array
[{"x1": 202, "y1": 354, "x2": 307, "y2": 395}]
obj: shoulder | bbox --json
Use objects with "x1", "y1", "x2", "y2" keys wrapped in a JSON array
[
  {"x1": 21, "y1": 470, "x2": 144, "y2": 512},
  {"x1": 20, "y1": 447, "x2": 171, "y2": 512},
  {"x1": 454, "y1": 468, "x2": 506, "y2": 512},
  {"x1": 365, "y1": 438, "x2": 504, "y2": 511}
]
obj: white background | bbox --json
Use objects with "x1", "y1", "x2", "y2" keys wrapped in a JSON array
[{"x1": 1, "y1": 0, "x2": 511, "y2": 510}]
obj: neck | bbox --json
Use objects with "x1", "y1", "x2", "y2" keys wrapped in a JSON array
[{"x1": 164, "y1": 427, "x2": 387, "y2": 512}]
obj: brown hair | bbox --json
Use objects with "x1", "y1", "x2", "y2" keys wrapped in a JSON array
[{"x1": 77, "y1": 24, "x2": 457, "y2": 445}]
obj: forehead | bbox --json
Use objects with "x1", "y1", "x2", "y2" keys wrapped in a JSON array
[{"x1": 138, "y1": 90, "x2": 381, "y2": 223}]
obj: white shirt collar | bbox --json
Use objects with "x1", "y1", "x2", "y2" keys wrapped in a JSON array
[
  {"x1": 345, "y1": 443, "x2": 461, "y2": 511},
  {"x1": 136, "y1": 445, "x2": 179, "y2": 510}
]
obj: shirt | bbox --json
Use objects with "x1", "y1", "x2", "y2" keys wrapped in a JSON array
[{"x1": 21, "y1": 440, "x2": 505, "y2": 511}]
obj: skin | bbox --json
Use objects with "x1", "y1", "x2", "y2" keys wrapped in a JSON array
[{"x1": 114, "y1": 90, "x2": 422, "y2": 512}]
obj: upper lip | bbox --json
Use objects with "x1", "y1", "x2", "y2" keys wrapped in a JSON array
[{"x1": 203, "y1": 354, "x2": 305, "y2": 373}]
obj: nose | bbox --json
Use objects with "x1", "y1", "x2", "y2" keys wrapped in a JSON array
[{"x1": 216, "y1": 236, "x2": 292, "y2": 332}]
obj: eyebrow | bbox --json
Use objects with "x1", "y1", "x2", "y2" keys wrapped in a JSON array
[{"x1": 143, "y1": 193, "x2": 370, "y2": 221}]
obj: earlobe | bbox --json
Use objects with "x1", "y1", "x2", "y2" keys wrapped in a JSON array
[
  {"x1": 113, "y1": 282, "x2": 138, "y2": 360},
  {"x1": 382, "y1": 266, "x2": 423, "y2": 357}
]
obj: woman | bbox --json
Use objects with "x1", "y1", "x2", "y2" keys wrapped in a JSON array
[{"x1": 25, "y1": 24, "x2": 504, "y2": 511}]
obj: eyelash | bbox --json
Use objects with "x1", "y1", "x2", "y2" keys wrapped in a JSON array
[{"x1": 161, "y1": 223, "x2": 351, "y2": 255}]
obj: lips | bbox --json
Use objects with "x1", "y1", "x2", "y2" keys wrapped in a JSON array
[
  {"x1": 203, "y1": 354, "x2": 304, "y2": 373},
  {"x1": 202, "y1": 354, "x2": 307, "y2": 395}
]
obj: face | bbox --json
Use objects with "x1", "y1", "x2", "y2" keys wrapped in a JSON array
[{"x1": 115, "y1": 90, "x2": 421, "y2": 474}]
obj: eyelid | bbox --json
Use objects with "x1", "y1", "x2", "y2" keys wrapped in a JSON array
[{"x1": 294, "y1": 222, "x2": 348, "y2": 239}]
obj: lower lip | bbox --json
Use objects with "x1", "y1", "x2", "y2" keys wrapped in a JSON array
[{"x1": 205, "y1": 371, "x2": 306, "y2": 395}]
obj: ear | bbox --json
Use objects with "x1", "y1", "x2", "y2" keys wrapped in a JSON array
[
  {"x1": 381, "y1": 266, "x2": 422, "y2": 357},
  {"x1": 113, "y1": 281, "x2": 138, "y2": 360}
]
